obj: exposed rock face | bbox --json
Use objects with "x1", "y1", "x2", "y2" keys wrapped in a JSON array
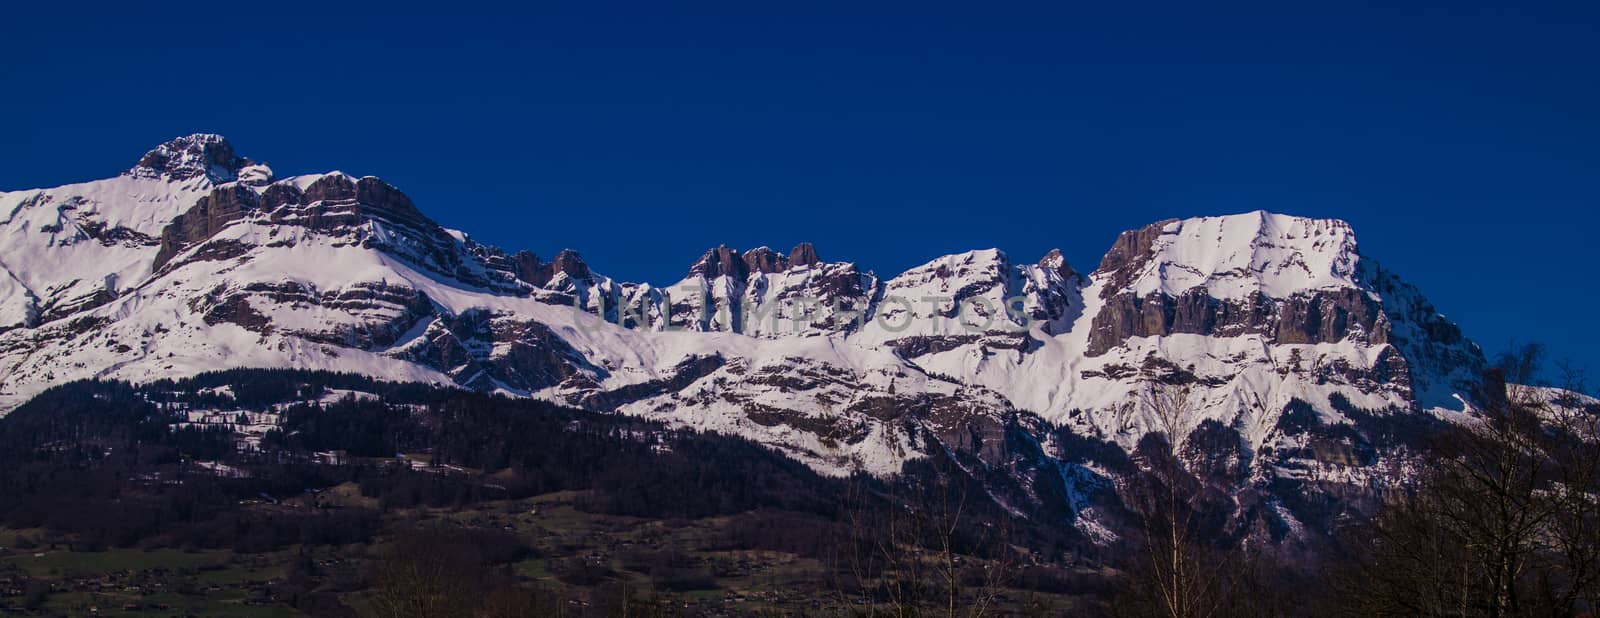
[
  {"x1": 511, "y1": 250, "x2": 548, "y2": 286},
  {"x1": 507, "y1": 249, "x2": 592, "y2": 287},
  {"x1": 687, "y1": 243, "x2": 820, "y2": 278},
  {"x1": 789, "y1": 242, "x2": 821, "y2": 269},
  {"x1": 35, "y1": 287, "x2": 118, "y2": 325},
  {"x1": 690, "y1": 245, "x2": 749, "y2": 280},
  {"x1": 1038, "y1": 248, "x2": 1080, "y2": 282},
  {"x1": 1086, "y1": 287, "x2": 1388, "y2": 355},
  {"x1": 261, "y1": 182, "x2": 303, "y2": 210},
  {"x1": 301, "y1": 174, "x2": 358, "y2": 203},
  {"x1": 154, "y1": 184, "x2": 261, "y2": 269},
  {"x1": 576, "y1": 354, "x2": 724, "y2": 412},
  {"x1": 662, "y1": 243, "x2": 880, "y2": 337},
  {"x1": 1095, "y1": 219, "x2": 1175, "y2": 299},
  {"x1": 394, "y1": 309, "x2": 591, "y2": 392},
  {"x1": 127, "y1": 134, "x2": 249, "y2": 183},
  {"x1": 195, "y1": 280, "x2": 437, "y2": 348},
  {"x1": 549, "y1": 249, "x2": 591, "y2": 280},
  {"x1": 742, "y1": 246, "x2": 789, "y2": 274}
]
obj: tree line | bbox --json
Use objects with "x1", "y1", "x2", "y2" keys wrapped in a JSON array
[{"x1": 2, "y1": 357, "x2": 1594, "y2": 616}]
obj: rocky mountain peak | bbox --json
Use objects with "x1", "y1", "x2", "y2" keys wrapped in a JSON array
[
  {"x1": 742, "y1": 247, "x2": 789, "y2": 274},
  {"x1": 689, "y1": 243, "x2": 822, "y2": 277},
  {"x1": 690, "y1": 245, "x2": 749, "y2": 280},
  {"x1": 507, "y1": 249, "x2": 592, "y2": 286},
  {"x1": 788, "y1": 243, "x2": 821, "y2": 269},
  {"x1": 1094, "y1": 218, "x2": 1175, "y2": 295},
  {"x1": 511, "y1": 251, "x2": 548, "y2": 285},
  {"x1": 126, "y1": 134, "x2": 251, "y2": 183},
  {"x1": 1038, "y1": 248, "x2": 1079, "y2": 282},
  {"x1": 550, "y1": 249, "x2": 591, "y2": 279}
]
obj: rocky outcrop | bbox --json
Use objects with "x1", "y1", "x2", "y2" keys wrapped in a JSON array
[
  {"x1": 676, "y1": 243, "x2": 828, "y2": 280},
  {"x1": 511, "y1": 251, "x2": 549, "y2": 286},
  {"x1": 742, "y1": 247, "x2": 789, "y2": 274},
  {"x1": 36, "y1": 287, "x2": 118, "y2": 325},
  {"x1": 577, "y1": 354, "x2": 725, "y2": 412},
  {"x1": 1038, "y1": 248, "x2": 1080, "y2": 282},
  {"x1": 154, "y1": 184, "x2": 261, "y2": 269},
  {"x1": 71, "y1": 215, "x2": 158, "y2": 248},
  {"x1": 188, "y1": 280, "x2": 437, "y2": 348},
  {"x1": 686, "y1": 243, "x2": 824, "y2": 280},
  {"x1": 507, "y1": 249, "x2": 592, "y2": 287},
  {"x1": 274, "y1": 174, "x2": 438, "y2": 239},
  {"x1": 301, "y1": 173, "x2": 358, "y2": 203},
  {"x1": 549, "y1": 249, "x2": 590, "y2": 280},
  {"x1": 788, "y1": 242, "x2": 821, "y2": 269},
  {"x1": 1094, "y1": 219, "x2": 1175, "y2": 299},
  {"x1": 394, "y1": 309, "x2": 596, "y2": 392},
  {"x1": 260, "y1": 182, "x2": 303, "y2": 210},
  {"x1": 690, "y1": 245, "x2": 749, "y2": 280}
]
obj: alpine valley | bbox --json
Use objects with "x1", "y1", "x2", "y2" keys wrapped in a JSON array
[{"x1": 0, "y1": 135, "x2": 1504, "y2": 562}]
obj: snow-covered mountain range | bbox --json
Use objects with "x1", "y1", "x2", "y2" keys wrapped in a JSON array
[{"x1": 0, "y1": 135, "x2": 1492, "y2": 538}]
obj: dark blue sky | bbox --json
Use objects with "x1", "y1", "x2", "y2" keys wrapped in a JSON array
[{"x1": 3, "y1": 1, "x2": 1597, "y2": 378}]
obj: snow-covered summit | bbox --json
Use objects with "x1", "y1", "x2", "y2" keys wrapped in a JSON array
[
  {"x1": 0, "y1": 135, "x2": 247, "y2": 335},
  {"x1": 125, "y1": 133, "x2": 252, "y2": 184},
  {"x1": 1098, "y1": 210, "x2": 1362, "y2": 301}
]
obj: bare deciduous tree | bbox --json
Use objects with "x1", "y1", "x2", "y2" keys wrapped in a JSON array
[
  {"x1": 370, "y1": 535, "x2": 479, "y2": 618},
  {"x1": 835, "y1": 452, "x2": 1017, "y2": 617},
  {"x1": 1112, "y1": 381, "x2": 1249, "y2": 618},
  {"x1": 1344, "y1": 345, "x2": 1600, "y2": 617}
]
